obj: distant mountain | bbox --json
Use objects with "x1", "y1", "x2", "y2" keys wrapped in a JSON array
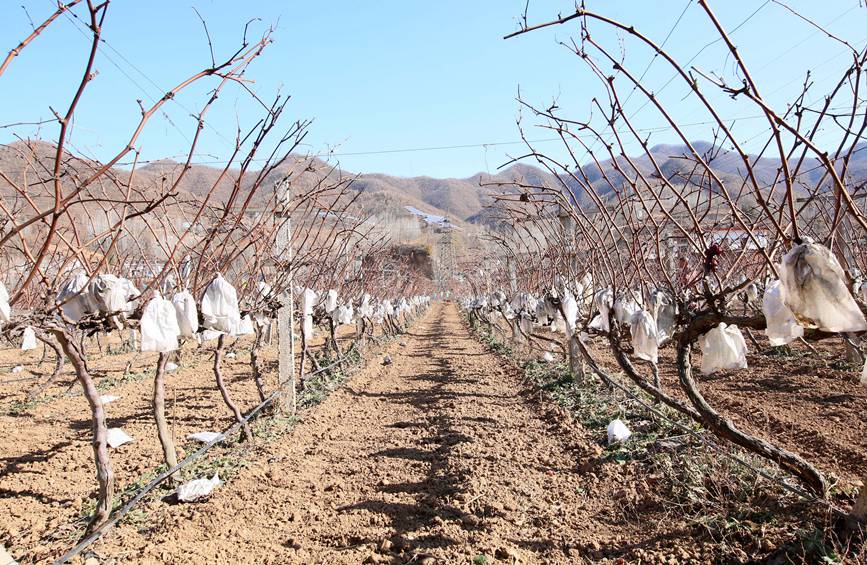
[{"x1": 2, "y1": 140, "x2": 864, "y2": 232}]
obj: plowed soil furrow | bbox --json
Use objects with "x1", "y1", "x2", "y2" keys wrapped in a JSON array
[{"x1": 89, "y1": 302, "x2": 612, "y2": 564}]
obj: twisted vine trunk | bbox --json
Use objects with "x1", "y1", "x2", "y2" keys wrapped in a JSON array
[
  {"x1": 327, "y1": 316, "x2": 342, "y2": 357},
  {"x1": 676, "y1": 337, "x2": 827, "y2": 497},
  {"x1": 214, "y1": 334, "x2": 251, "y2": 441},
  {"x1": 153, "y1": 352, "x2": 178, "y2": 472},
  {"x1": 606, "y1": 331, "x2": 700, "y2": 419},
  {"x1": 51, "y1": 328, "x2": 114, "y2": 532},
  {"x1": 251, "y1": 325, "x2": 266, "y2": 402}
]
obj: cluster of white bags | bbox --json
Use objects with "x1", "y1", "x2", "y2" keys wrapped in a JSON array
[
  {"x1": 333, "y1": 304, "x2": 354, "y2": 326},
  {"x1": 56, "y1": 273, "x2": 139, "y2": 325},
  {"x1": 700, "y1": 322, "x2": 748, "y2": 375}
]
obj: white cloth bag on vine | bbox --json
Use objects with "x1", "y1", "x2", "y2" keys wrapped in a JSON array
[
  {"x1": 201, "y1": 274, "x2": 241, "y2": 335},
  {"x1": 561, "y1": 290, "x2": 579, "y2": 332},
  {"x1": 0, "y1": 281, "x2": 11, "y2": 322},
  {"x1": 700, "y1": 322, "x2": 747, "y2": 375},
  {"x1": 630, "y1": 310, "x2": 658, "y2": 364},
  {"x1": 172, "y1": 290, "x2": 199, "y2": 338},
  {"x1": 21, "y1": 327, "x2": 38, "y2": 351},
  {"x1": 141, "y1": 292, "x2": 181, "y2": 353},
  {"x1": 779, "y1": 243, "x2": 867, "y2": 332},
  {"x1": 589, "y1": 288, "x2": 613, "y2": 332},
  {"x1": 762, "y1": 279, "x2": 803, "y2": 346},
  {"x1": 300, "y1": 288, "x2": 317, "y2": 337},
  {"x1": 333, "y1": 304, "x2": 354, "y2": 326},
  {"x1": 324, "y1": 289, "x2": 338, "y2": 314}
]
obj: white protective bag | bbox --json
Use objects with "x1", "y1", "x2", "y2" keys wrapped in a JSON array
[
  {"x1": 607, "y1": 419, "x2": 632, "y2": 444},
  {"x1": 0, "y1": 281, "x2": 11, "y2": 322},
  {"x1": 172, "y1": 290, "x2": 199, "y2": 338},
  {"x1": 614, "y1": 295, "x2": 640, "y2": 325},
  {"x1": 780, "y1": 243, "x2": 867, "y2": 332},
  {"x1": 324, "y1": 289, "x2": 338, "y2": 314},
  {"x1": 359, "y1": 293, "x2": 373, "y2": 318},
  {"x1": 589, "y1": 288, "x2": 614, "y2": 332},
  {"x1": 21, "y1": 327, "x2": 38, "y2": 351},
  {"x1": 106, "y1": 428, "x2": 135, "y2": 448},
  {"x1": 333, "y1": 304, "x2": 354, "y2": 326},
  {"x1": 140, "y1": 292, "x2": 181, "y2": 353},
  {"x1": 177, "y1": 473, "x2": 221, "y2": 502},
  {"x1": 56, "y1": 273, "x2": 90, "y2": 322},
  {"x1": 549, "y1": 312, "x2": 566, "y2": 333},
  {"x1": 561, "y1": 289, "x2": 579, "y2": 332},
  {"x1": 630, "y1": 310, "x2": 658, "y2": 364},
  {"x1": 201, "y1": 274, "x2": 241, "y2": 335},
  {"x1": 762, "y1": 280, "x2": 803, "y2": 346},
  {"x1": 236, "y1": 314, "x2": 255, "y2": 336},
  {"x1": 700, "y1": 323, "x2": 748, "y2": 375},
  {"x1": 301, "y1": 288, "x2": 317, "y2": 337}
]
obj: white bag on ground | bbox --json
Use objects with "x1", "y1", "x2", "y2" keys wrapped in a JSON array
[
  {"x1": 201, "y1": 274, "x2": 241, "y2": 335},
  {"x1": 177, "y1": 473, "x2": 221, "y2": 502},
  {"x1": 762, "y1": 280, "x2": 803, "y2": 346},
  {"x1": 172, "y1": 290, "x2": 199, "y2": 338},
  {"x1": 187, "y1": 431, "x2": 223, "y2": 443},
  {"x1": 0, "y1": 282, "x2": 10, "y2": 322},
  {"x1": 140, "y1": 292, "x2": 181, "y2": 353},
  {"x1": 106, "y1": 428, "x2": 134, "y2": 448},
  {"x1": 607, "y1": 419, "x2": 632, "y2": 444},
  {"x1": 780, "y1": 243, "x2": 867, "y2": 332},
  {"x1": 21, "y1": 327, "x2": 37, "y2": 351},
  {"x1": 700, "y1": 323, "x2": 748, "y2": 375},
  {"x1": 630, "y1": 310, "x2": 658, "y2": 364},
  {"x1": 542, "y1": 351, "x2": 554, "y2": 363}
]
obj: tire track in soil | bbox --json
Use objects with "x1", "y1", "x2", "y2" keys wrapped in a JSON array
[{"x1": 91, "y1": 302, "x2": 613, "y2": 564}]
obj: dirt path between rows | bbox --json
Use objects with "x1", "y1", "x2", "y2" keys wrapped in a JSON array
[{"x1": 89, "y1": 302, "x2": 617, "y2": 564}]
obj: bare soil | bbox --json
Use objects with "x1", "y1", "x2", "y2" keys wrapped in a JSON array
[
  {"x1": 2, "y1": 304, "x2": 863, "y2": 563},
  {"x1": 0, "y1": 325, "x2": 358, "y2": 563},
  {"x1": 69, "y1": 302, "x2": 636, "y2": 563}
]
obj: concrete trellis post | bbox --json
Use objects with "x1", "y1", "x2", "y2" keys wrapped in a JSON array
[{"x1": 276, "y1": 180, "x2": 297, "y2": 414}]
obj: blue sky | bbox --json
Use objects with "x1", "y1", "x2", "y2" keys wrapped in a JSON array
[{"x1": 1, "y1": 1, "x2": 864, "y2": 178}]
